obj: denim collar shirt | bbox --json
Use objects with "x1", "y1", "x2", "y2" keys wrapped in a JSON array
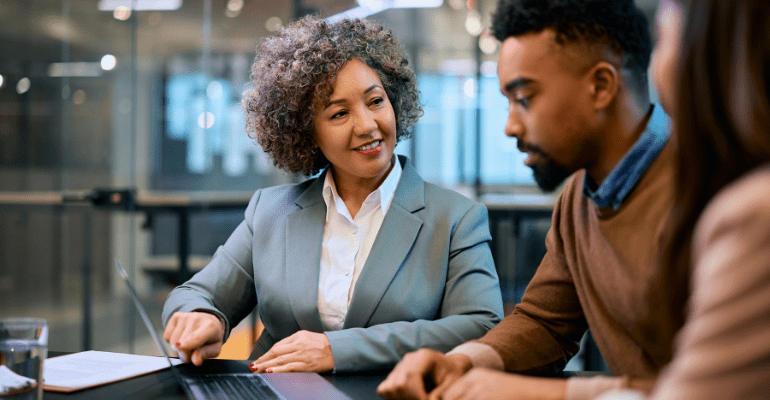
[
  {"x1": 317, "y1": 156, "x2": 402, "y2": 331},
  {"x1": 583, "y1": 104, "x2": 671, "y2": 210}
]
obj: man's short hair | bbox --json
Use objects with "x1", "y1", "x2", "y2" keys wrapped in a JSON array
[{"x1": 492, "y1": 0, "x2": 652, "y2": 96}]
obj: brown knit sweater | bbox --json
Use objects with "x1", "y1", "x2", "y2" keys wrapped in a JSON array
[{"x1": 473, "y1": 142, "x2": 678, "y2": 379}]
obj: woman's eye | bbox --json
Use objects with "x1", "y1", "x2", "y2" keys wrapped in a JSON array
[
  {"x1": 371, "y1": 97, "x2": 384, "y2": 106},
  {"x1": 331, "y1": 110, "x2": 347, "y2": 119}
]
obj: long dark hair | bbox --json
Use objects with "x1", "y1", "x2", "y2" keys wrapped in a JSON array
[{"x1": 663, "y1": 0, "x2": 770, "y2": 329}]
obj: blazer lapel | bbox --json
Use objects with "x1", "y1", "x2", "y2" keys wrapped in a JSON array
[
  {"x1": 344, "y1": 156, "x2": 425, "y2": 328},
  {"x1": 285, "y1": 173, "x2": 326, "y2": 333}
]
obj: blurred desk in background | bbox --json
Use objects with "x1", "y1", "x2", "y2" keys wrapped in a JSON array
[
  {"x1": 481, "y1": 194, "x2": 556, "y2": 305},
  {"x1": 131, "y1": 191, "x2": 252, "y2": 284},
  {"x1": 0, "y1": 189, "x2": 252, "y2": 351},
  {"x1": 0, "y1": 189, "x2": 252, "y2": 282}
]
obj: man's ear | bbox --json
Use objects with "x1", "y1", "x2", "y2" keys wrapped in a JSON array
[{"x1": 589, "y1": 61, "x2": 619, "y2": 110}]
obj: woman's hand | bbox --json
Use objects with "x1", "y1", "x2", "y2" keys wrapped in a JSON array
[
  {"x1": 163, "y1": 311, "x2": 225, "y2": 366},
  {"x1": 249, "y1": 330, "x2": 334, "y2": 373}
]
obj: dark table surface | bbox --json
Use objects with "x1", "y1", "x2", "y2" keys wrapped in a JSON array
[{"x1": 44, "y1": 352, "x2": 387, "y2": 400}]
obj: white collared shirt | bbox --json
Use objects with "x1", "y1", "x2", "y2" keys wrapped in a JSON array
[{"x1": 318, "y1": 157, "x2": 402, "y2": 331}]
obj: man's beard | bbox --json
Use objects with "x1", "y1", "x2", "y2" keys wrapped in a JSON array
[
  {"x1": 530, "y1": 159, "x2": 571, "y2": 192},
  {"x1": 518, "y1": 142, "x2": 571, "y2": 192}
]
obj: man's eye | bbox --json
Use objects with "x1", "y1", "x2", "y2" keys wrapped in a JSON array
[{"x1": 516, "y1": 97, "x2": 531, "y2": 108}]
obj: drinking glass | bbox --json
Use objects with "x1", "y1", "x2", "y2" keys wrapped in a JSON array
[{"x1": 0, "y1": 318, "x2": 48, "y2": 400}]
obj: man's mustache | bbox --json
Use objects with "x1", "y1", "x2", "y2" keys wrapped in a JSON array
[{"x1": 517, "y1": 141, "x2": 545, "y2": 156}]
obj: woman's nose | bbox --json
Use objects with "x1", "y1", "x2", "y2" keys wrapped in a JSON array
[{"x1": 353, "y1": 109, "x2": 378, "y2": 136}]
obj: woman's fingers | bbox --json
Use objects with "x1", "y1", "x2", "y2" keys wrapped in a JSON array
[
  {"x1": 263, "y1": 361, "x2": 307, "y2": 373},
  {"x1": 192, "y1": 341, "x2": 223, "y2": 366},
  {"x1": 163, "y1": 311, "x2": 224, "y2": 364},
  {"x1": 252, "y1": 336, "x2": 299, "y2": 365},
  {"x1": 250, "y1": 331, "x2": 334, "y2": 373}
]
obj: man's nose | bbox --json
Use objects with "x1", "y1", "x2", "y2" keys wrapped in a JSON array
[{"x1": 504, "y1": 108, "x2": 524, "y2": 138}]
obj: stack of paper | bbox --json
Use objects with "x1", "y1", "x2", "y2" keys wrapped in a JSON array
[{"x1": 44, "y1": 350, "x2": 183, "y2": 392}]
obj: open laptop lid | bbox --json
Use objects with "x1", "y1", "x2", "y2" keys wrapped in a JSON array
[
  {"x1": 114, "y1": 259, "x2": 196, "y2": 398},
  {"x1": 115, "y1": 259, "x2": 353, "y2": 400}
]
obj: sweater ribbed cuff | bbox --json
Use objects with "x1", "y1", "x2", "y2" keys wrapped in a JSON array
[
  {"x1": 447, "y1": 342, "x2": 505, "y2": 370},
  {"x1": 565, "y1": 376, "x2": 631, "y2": 400}
]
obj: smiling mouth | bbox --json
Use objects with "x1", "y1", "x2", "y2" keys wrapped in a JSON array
[{"x1": 354, "y1": 140, "x2": 381, "y2": 151}]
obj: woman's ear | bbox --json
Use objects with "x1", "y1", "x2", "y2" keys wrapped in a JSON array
[{"x1": 589, "y1": 61, "x2": 619, "y2": 110}]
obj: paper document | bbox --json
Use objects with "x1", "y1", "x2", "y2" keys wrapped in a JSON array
[
  {"x1": 43, "y1": 350, "x2": 183, "y2": 392},
  {"x1": 0, "y1": 365, "x2": 37, "y2": 395}
]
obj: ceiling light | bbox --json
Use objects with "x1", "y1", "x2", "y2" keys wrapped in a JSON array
[
  {"x1": 265, "y1": 16, "x2": 282, "y2": 32},
  {"x1": 479, "y1": 33, "x2": 497, "y2": 54},
  {"x1": 0, "y1": 74, "x2": 4, "y2": 88},
  {"x1": 329, "y1": 0, "x2": 441, "y2": 22},
  {"x1": 45, "y1": 18, "x2": 76, "y2": 40},
  {"x1": 464, "y1": 78, "x2": 476, "y2": 98},
  {"x1": 48, "y1": 62, "x2": 103, "y2": 77},
  {"x1": 465, "y1": 10, "x2": 483, "y2": 36},
  {"x1": 227, "y1": 0, "x2": 244, "y2": 12},
  {"x1": 113, "y1": 6, "x2": 131, "y2": 20},
  {"x1": 198, "y1": 112, "x2": 215, "y2": 129},
  {"x1": 98, "y1": 0, "x2": 182, "y2": 11},
  {"x1": 17, "y1": 77, "x2": 30, "y2": 95},
  {"x1": 101, "y1": 54, "x2": 117, "y2": 70},
  {"x1": 356, "y1": 0, "x2": 442, "y2": 7}
]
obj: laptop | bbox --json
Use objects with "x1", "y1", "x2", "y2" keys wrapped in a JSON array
[{"x1": 115, "y1": 259, "x2": 352, "y2": 400}]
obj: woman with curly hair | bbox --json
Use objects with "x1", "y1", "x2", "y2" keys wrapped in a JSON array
[{"x1": 161, "y1": 16, "x2": 503, "y2": 374}]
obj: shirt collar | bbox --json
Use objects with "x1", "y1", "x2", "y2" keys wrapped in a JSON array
[
  {"x1": 322, "y1": 155, "x2": 402, "y2": 219},
  {"x1": 583, "y1": 104, "x2": 671, "y2": 209}
]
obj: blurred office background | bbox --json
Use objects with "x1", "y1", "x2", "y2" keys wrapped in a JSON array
[{"x1": 0, "y1": 0, "x2": 660, "y2": 369}]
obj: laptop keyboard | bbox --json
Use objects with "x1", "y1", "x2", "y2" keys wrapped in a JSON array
[{"x1": 183, "y1": 373, "x2": 283, "y2": 400}]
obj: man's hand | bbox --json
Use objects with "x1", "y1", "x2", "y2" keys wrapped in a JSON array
[
  {"x1": 377, "y1": 349, "x2": 472, "y2": 400},
  {"x1": 163, "y1": 311, "x2": 225, "y2": 366},
  {"x1": 249, "y1": 331, "x2": 334, "y2": 373},
  {"x1": 439, "y1": 368, "x2": 567, "y2": 400}
]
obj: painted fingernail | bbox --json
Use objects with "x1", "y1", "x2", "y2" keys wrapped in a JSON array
[
  {"x1": 266, "y1": 369, "x2": 273, "y2": 373},
  {"x1": 175, "y1": 342, "x2": 181, "y2": 347},
  {"x1": 248, "y1": 364, "x2": 257, "y2": 372}
]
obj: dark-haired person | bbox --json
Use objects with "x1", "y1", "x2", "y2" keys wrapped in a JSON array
[
  {"x1": 161, "y1": 16, "x2": 503, "y2": 374},
  {"x1": 378, "y1": 0, "x2": 678, "y2": 398},
  {"x1": 598, "y1": 0, "x2": 770, "y2": 399}
]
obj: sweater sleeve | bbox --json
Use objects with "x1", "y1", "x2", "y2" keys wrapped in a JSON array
[
  {"x1": 648, "y1": 169, "x2": 770, "y2": 400},
  {"x1": 472, "y1": 177, "x2": 589, "y2": 375}
]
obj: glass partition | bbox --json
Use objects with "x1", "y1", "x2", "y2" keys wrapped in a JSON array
[{"x1": 0, "y1": 0, "x2": 662, "y2": 356}]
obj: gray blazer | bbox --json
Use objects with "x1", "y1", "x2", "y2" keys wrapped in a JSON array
[{"x1": 162, "y1": 156, "x2": 503, "y2": 372}]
